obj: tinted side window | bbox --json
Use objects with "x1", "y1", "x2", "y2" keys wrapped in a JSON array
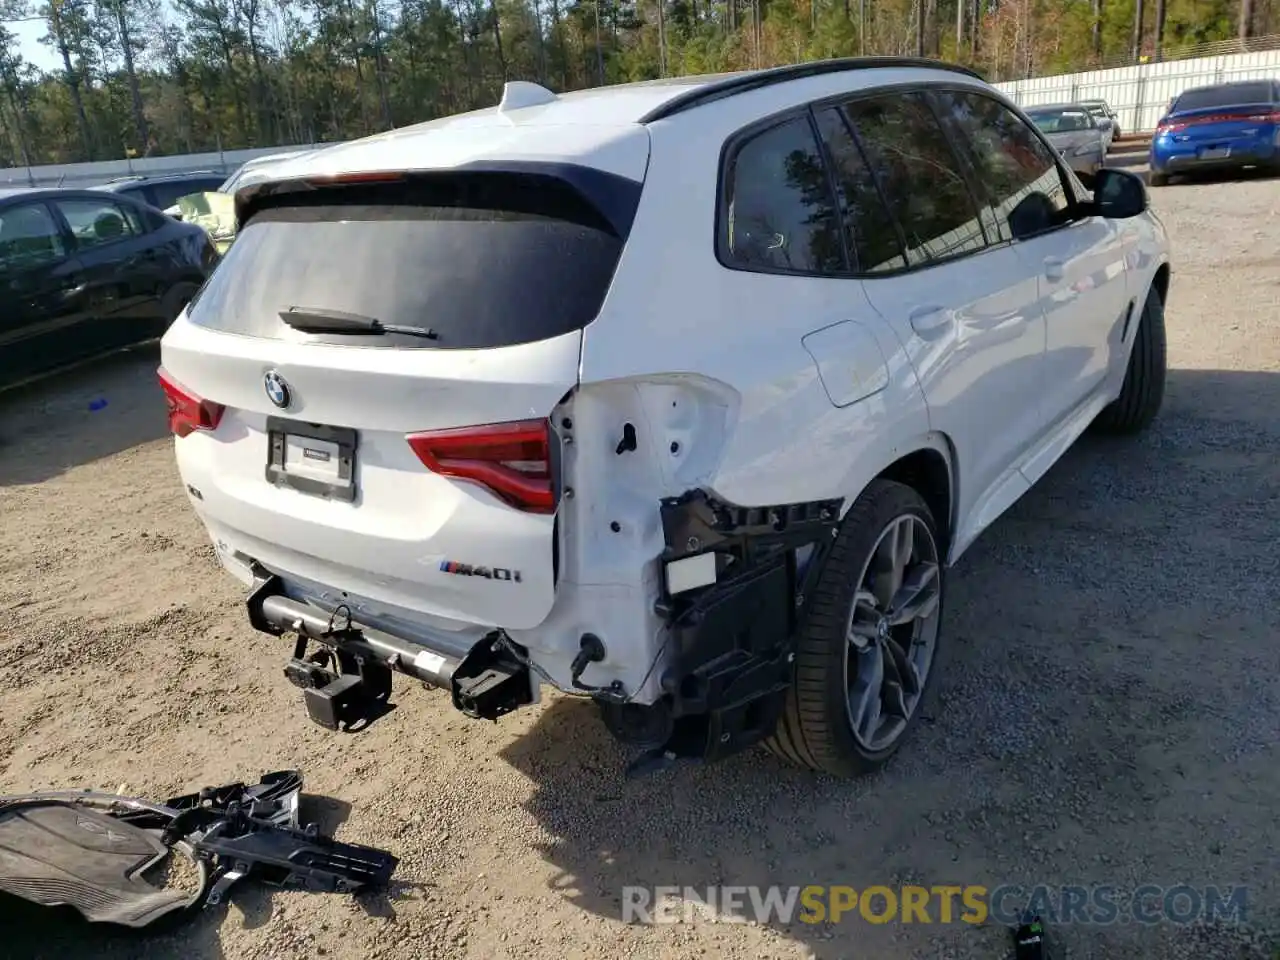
[
  {"x1": 722, "y1": 115, "x2": 845, "y2": 274},
  {"x1": 812, "y1": 107, "x2": 906, "y2": 273},
  {"x1": 117, "y1": 199, "x2": 149, "y2": 235},
  {"x1": 842, "y1": 92, "x2": 988, "y2": 267},
  {"x1": 143, "y1": 207, "x2": 170, "y2": 231},
  {"x1": 0, "y1": 203, "x2": 67, "y2": 271},
  {"x1": 931, "y1": 89, "x2": 1070, "y2": 243},
  {"x1": 55, "y1": 198, "x2": 138, "y2": 250}
]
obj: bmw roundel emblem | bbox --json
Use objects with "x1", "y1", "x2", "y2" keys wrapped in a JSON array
[{"x1": 264, "y1": 370, "x2": 291, "y2": 409}]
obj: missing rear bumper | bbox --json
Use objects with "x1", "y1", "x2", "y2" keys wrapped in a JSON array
[
  {"x1": 246, "y1": 572, "x2": 534, "y2": 729},
  {"x1": 612, "y1": 490, "x2": 842, "y2": 775}
]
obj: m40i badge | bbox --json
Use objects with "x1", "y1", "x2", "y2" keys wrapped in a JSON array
[{"x1": 438, "y1": 560, "x2": 523, "y2": 583}]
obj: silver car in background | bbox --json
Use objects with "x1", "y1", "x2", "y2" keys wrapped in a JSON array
[
  {"x1": 1079, "y1": 99, "x2": 1121, "y2": 149},
  {"x1": 1024, "y1": 103, "x2": 1108, "y2": 179}
]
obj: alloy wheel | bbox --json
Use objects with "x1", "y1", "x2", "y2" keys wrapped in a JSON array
[{"x1": 843, "y1": 513, "x2": 942, "y2": 752}]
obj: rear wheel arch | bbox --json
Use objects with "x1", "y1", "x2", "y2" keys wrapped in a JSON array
[
  {"x1": 1150, "y1": 261, "x2": 1171, "y2": 306},
  {"x1": 869, "y1": 441, "x2": 957, "y2": 564}
]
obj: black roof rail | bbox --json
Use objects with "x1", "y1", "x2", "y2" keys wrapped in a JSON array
[{"x1": 639, "y1": 57, "x2": 986, "y2": 123}]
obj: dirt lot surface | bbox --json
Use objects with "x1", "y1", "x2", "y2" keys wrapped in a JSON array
[{"x1": 2, "y1": 168, "x2": 1278, "y2": 960}]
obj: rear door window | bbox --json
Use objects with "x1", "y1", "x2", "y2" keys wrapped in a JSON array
[
  {"x1": 186, "y1": 173, "x2": 632, "y2": 350},
  {"x1": 810, "y1": 107, "x2": 906, "y2": 273},
  {"x1": 720, "y1": 115, "x2": 846, "y2": 275},
  {"x1": 53, "y1": 198, "x2": 138, "y2": 251},
  {"x1": 841, "y1": 91, "x2": 989, "y2": 267}
]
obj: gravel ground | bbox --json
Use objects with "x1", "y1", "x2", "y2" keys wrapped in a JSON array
[{"x1": 1, "y1": 163, "x2": 1278, "y2": 960}]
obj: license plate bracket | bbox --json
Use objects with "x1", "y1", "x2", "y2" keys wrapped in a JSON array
[
  {"x1": 265, "y1": 417, "x2": 358, "y2": 503},
  {"x1": 1199, "y1": 146, "x2": 1230, "y2": 160}
]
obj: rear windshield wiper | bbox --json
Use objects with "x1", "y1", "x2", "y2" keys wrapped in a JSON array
[{"x1": 279, "y1": 306, "x2": 439, "y2": 340}]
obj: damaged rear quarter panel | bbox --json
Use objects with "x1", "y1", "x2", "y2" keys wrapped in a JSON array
[
  {"x1": 505, "y1": 375, "x2": 738, "y2": 701},
  {"x1": 540, "y1": 113, "x2": 940, "y2": 703}
]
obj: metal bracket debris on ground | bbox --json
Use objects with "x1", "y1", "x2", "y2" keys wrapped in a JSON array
[{"x1": 0, "y1": 769, "x2": 397, "y2": 928}]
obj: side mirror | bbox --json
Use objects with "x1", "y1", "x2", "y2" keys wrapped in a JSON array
[
  {"x1": 1091, "y1": 168, "x2": 1148, "y2": 219},
  {"x1": 1098, "y1": 117, "x2": 1115, "y2": 131}
]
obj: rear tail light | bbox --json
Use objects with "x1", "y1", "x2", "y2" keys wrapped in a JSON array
[
  {"x1": 1160, "y1": 110, "x2": 1280, "y2": 134},
  {"x1": 158, "y1": 367, "x2": 224, "y2": 438},
  {"x1": 305, "y1": 171, "x2": 407, "y2": 186},
  {"x1": 407, "y1": 419, "x2": 556, "y2": 514}
]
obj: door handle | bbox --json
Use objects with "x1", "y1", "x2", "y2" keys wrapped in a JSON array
[
  {"x1": 1043, "y1": 257, "x2": 1066, "y2": 281},
  {"x1": 909, "y1": 304, "x2": 951, "y2": 337}
]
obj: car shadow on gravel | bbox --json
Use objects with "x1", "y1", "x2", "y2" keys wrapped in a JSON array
[
  {"x1": 0, "y1": 886, "x2": 231, "y2": 960},
  {"x1": 499, "y1": 368, "x2": 1280, "y2": 960},
  {"x1": 0, "y1": 344, "x2": 168, "y2": 487}
]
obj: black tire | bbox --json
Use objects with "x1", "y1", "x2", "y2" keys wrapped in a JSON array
[
  {"x1": 1149, "y1": 172, "x2": 1169, "y2": 187},
  {"x1": 764, "y1": 479, "x2": 945, "y2": 778},
  {"x1": 1092, "y1": 286, "x2": 1167, "y2": 435}
]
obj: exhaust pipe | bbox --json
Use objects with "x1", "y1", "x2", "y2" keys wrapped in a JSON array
[
  {"x1": 258, "y1": 594, "x2": 463, "y2": 689},
  {"x1": 246, "y1": 573, "x2": 535, "y2": 728}
]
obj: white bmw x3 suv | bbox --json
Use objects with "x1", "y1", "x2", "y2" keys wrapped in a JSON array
[{"x1": 159, "y1": 58, "x2": 1170, "y2": 778}]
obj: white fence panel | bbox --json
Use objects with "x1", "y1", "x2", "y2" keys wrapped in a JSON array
[
  {"x1": 994, "y1": 49, "x2": 1280, "y2": 133},
  {"x1": 1, "y1": 142, "x2": 334, "y2": 188}
]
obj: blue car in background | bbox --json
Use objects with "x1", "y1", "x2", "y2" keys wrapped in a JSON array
[{"x1": 1150, "y1": 79, "x2": 1280, "y2": 186}]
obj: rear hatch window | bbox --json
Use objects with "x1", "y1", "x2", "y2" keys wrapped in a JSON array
[
  {"x1": 186, "y1": 171, "x2": 635, "y2": 350},
  {"x1": 1174, "y1": 83, "x2": 1274, "y2": 112}
]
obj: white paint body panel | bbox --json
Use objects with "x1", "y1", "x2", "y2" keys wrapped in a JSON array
[
  {"x1": 163, "y1": 317, "x2": 581, "y2": 633},
  {"x1": 163, "y1": 64, "x2": 1170, "y2": 703}
]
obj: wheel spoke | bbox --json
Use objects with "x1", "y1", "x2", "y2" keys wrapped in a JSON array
[
  {"x1": 886, "y1": 561, "x2": 941, "y2": 626},
  {"x1": 843, "y1": 512, "x2": 940, "y2": 751},
  {"x1": 883, "y1": 634, "x2": 922, "y2": 696},
  {"x1": 848, "y1": 643, "x2": 885, "y2": 744},
  {"x1": 882, "y1": 677, "x2": 909, "y2": 718},
  {"x1": 853, "y1": 588, "x2": 880, "y2": 616},
  {"x1": 848, "y1": 589, "x2": 881, "y2": 646},
  {"x1": 849, "y1": 622, "x2": 879, "y2": 644},
  {"x1": 872, "y1": 518, "x2": 914, "y2": 609}
]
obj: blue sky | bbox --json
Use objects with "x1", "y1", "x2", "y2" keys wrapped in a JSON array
[{"x1": 11, "y1": 17, "x2": 68, "y2": 73}]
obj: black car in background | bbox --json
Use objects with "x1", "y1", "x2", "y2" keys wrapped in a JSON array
[
  {"x1": 95, "y1": 172, "x2": 227, "y2": 211},
  {"x1": 0, "y1": 187, "x2": 219, "y2": 390}
]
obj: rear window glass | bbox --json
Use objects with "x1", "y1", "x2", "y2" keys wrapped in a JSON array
[
  {"x1": 151, "y1": 178, "x2": 223, "y2": 208},
  {"x1": 1175, "y1": 83, "x2": 1274, "y2": 111},
  {"x1": 186, "y1": 175, "x2": 628, "y2": 350},
  {"x1": 1025, "y1": 108, "x2": 1095, "y2": 132}
]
